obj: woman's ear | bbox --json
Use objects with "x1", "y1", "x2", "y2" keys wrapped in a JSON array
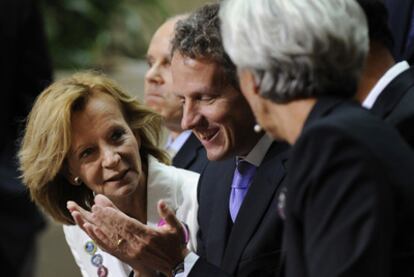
[
  {"x1": 238, "y1": 68, "x2": 263, "y2": 104},
  {"x1": 62, "y1": 163, "x2": 82, "y2": 186}
]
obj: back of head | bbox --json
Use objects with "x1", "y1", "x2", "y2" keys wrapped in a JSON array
[
  {"x1": 356, "y1": 0, "x2": 394, "y2": 52},
  {"x1": 171, "y1": 3, "x2": 239, "y2": 90},
  {"x1": 19, "y1": 72, "x2": 168, "y2": 224},
  {"x1": 220, "y1": 0, "x2": 369, "y2": 102}
]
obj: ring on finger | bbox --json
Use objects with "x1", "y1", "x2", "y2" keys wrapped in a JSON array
[{"x1": 117, "y1": 238, "x2": 126, "y2": 247}]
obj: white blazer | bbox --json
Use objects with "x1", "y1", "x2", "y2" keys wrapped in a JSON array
[{"x1": 63, "y1": 155, "x2": 199, "y2": 277}]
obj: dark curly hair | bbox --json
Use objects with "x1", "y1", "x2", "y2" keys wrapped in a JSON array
[{"x1": 171, "y1": 3, "x2": 239, "y2": 90}]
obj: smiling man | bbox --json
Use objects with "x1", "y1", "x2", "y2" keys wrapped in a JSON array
[{"x1": 165, "y1": 4, "x2": 290, "y2": 276}]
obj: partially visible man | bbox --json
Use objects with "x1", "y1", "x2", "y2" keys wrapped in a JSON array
[
  {"x1": 383, "y1": 0, "x2": 414, "y2": 63},
  {"x1": 0, "y1": 0, "x2": 52, "y2": 275},
  {"x1": 144, "y1": 15, "x2": 208, "y2": 173},
  {"x1": 68, "y1": 3, "x2": 289, "y2": 277},
  {"x1": 356, "y1": 0, "x2": 414, "y2": 147}
]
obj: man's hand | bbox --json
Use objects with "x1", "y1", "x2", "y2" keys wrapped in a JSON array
[{"x1": 67, "y1": 195, "x2": 189, "y2": 276}]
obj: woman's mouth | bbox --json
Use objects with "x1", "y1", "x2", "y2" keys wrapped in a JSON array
[{"x1": 105, "y1": 169, "x2": 129, "y2": 183}]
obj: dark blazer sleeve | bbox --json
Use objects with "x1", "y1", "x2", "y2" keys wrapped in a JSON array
[
  {"x1": 285, "y1": 125, "x2": 395, "y2": 277},
  {"x1": 189, "y1": 259, "x2": 231, "y2": 277},
  {"x1": 384, "y1": 0, "x2": 414, "y2": 62}
]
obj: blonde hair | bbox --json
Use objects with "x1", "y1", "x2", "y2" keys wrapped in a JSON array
[{"x1": 19, "y1": 71, "x2": 169, "y2": 224}]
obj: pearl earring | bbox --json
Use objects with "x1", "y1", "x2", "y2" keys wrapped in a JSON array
[
  {"x1": 74, "y1": 177, "x2": 82, "y2": 185},
  {"x1": 254, "y1": 124, "x2": 262, "y2": 133}
]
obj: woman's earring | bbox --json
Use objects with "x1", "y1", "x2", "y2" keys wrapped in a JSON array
[
  {"x1": 74, "y1": 177, "x2": 82, "y2": 185},
  {"x1": 254, "y1": 123, "x2": 262, "y2": 133}
]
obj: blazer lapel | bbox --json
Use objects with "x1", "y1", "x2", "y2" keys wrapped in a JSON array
[
  {"x1": 220, "y1": 142, "x2": 289, "y2": 273},
  {"x1": 371, "y1": 67, "x2": 414, "y2": 118},
  {"x1": 172, "y1": 133, "x2": 202, "y2": 169},
  {"x1": 205, "y1": 159, "x2": 236, "y2": 266}
]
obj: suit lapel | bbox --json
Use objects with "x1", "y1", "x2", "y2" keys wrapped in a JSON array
[
  {"x1": 220, "y1": 142, "x2": 289, "y2": 273},
  {"x1": 205, "y1": 159, "x2": 236, "y2": 266},
  {"x1": 172, "y1": 133, "x2": 202, "y2": 169},
  {"x1": 371, "y1": 67, "x2": 414, "y2": 119}
]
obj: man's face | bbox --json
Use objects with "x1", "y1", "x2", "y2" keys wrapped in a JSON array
[
  {"x1": 144, "y1": 19, "x2": 182, "y2": 132},
  {"x1": 171, "y1": 52, "x2": 258, "y2": 161}
]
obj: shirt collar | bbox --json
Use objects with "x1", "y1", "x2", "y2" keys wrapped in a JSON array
[
  {"x1": 362, "y1": 61, "x2": 410, "y2": 109},
  {"x1": 164, "y1": 130, "x2": 192, "y2": 153},
  {"x1": 237, "y1": 134, "x2": 273, "y2": 167}
]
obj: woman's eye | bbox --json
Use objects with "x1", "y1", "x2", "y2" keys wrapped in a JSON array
[
  {"x1": 111, "y1": 129, "x2": 125, "y2": 141},
  {"x1": 80, "y1": 148, "x2": 93, "y2": 159}
]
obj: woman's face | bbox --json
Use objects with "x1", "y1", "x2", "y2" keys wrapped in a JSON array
[{"x1": 67, "y1": 92, "x2": 143, "y2": 201}]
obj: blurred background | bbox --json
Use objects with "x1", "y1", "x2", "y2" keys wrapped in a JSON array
[{"x1": 35, "y1": 0, "x2": 210, "y2": 276}]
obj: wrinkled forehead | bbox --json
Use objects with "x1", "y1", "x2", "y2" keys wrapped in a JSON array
[{"x1": 171, "y1": 52, "x2": 230, "y2": 96}]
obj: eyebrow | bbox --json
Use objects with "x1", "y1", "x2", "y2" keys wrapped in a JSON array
[{"x1": 71, "y1": 144, "x2": 87, "y2": 158}]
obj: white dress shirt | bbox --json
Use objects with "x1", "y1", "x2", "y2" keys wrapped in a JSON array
[
  {"x1": 362, "y1": 61, "x2": 410, "y2": 109},
  {"x1": 165, "y1": 130, "x2": 192, "y2": 158}
]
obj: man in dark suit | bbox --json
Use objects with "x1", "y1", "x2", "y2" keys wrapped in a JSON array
[
  {"x1": 0, "y1": 0, "x2": 52, "y2": 275},
  {"x1": 384, "y1": 0, "x2": 414, "y2": 62},
  {"x1": 356, "y1": 0, "x2": 414, "y2": 148},
  {"x1": 151, "y1": 4, "x2": 288, "y2": 275},
  {"x1": 68, "y1": 3, "x2": 289, "y2": 277},
  {"x1": 144, "y1": 15, "x2": 208, "y2": 174}
]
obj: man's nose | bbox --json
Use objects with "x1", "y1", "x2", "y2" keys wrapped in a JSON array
[
  {"x1": 181, "y1": 101, "x2": 201, "y2": 130},
  {"x1": 145, "y1": 63, "x2": 163, "y2": 85}
]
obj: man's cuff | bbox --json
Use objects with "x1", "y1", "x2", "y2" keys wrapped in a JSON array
[{"x1": 174, "y1": 251, "x2": 199, "y2": 277}]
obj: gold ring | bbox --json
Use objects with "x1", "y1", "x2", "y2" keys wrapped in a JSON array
[{"x1": 117, "y1": 238, "x2": 125, "y2": 247}]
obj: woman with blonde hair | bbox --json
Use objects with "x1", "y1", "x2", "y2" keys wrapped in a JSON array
[{"x1": 19, "y1": 71, "x2": 199, "y2": 277}]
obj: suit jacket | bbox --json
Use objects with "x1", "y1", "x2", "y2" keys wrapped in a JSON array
[
  {"x1": 283, "y1": 97, "x2": 414, "y2": 277},
  {"x1": 190, "y1": 142, "x2": 290, "y2": 277},
  {"x1": 172, "y1": 133, "x2": 208, "y2": 174},
  {"x1": 371, "y1": 66, "x2": 414, "y2": 147},
  {"x1": 384, "y1": 0, "x2": 414, "y2": 62}
]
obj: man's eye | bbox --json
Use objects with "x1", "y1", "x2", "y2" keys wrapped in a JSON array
[
  {"x1": 200, "y1": 95, "x2": 215, "y2": 102},
  {"x1": 146, "y1": 58, "x2": 153, "y2": 68},
  {"x1": 162, "y1": 58, "x2": 171, "y2": 66}
]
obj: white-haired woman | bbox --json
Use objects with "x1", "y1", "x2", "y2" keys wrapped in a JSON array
[{"x1": 220, "y1": 0, "x2": 414, "y2": 276}]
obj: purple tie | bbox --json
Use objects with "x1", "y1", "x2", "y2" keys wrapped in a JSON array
[{"x1": 229, "y1": 160, "x2": 257, "y2": 222}]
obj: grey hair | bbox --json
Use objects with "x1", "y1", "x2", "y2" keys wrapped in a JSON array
[{"x1": 220, "y1": 0, "x2": 369, "y2": 102}]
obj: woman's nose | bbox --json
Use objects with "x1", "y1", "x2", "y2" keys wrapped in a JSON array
[{"x1": 102, "y1": 149, "x2": 121, "y2": 168}]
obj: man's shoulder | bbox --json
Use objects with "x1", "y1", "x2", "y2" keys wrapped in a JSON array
[{"x1": 173, "y1": 133, "x2": 209, "y2": 174}]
